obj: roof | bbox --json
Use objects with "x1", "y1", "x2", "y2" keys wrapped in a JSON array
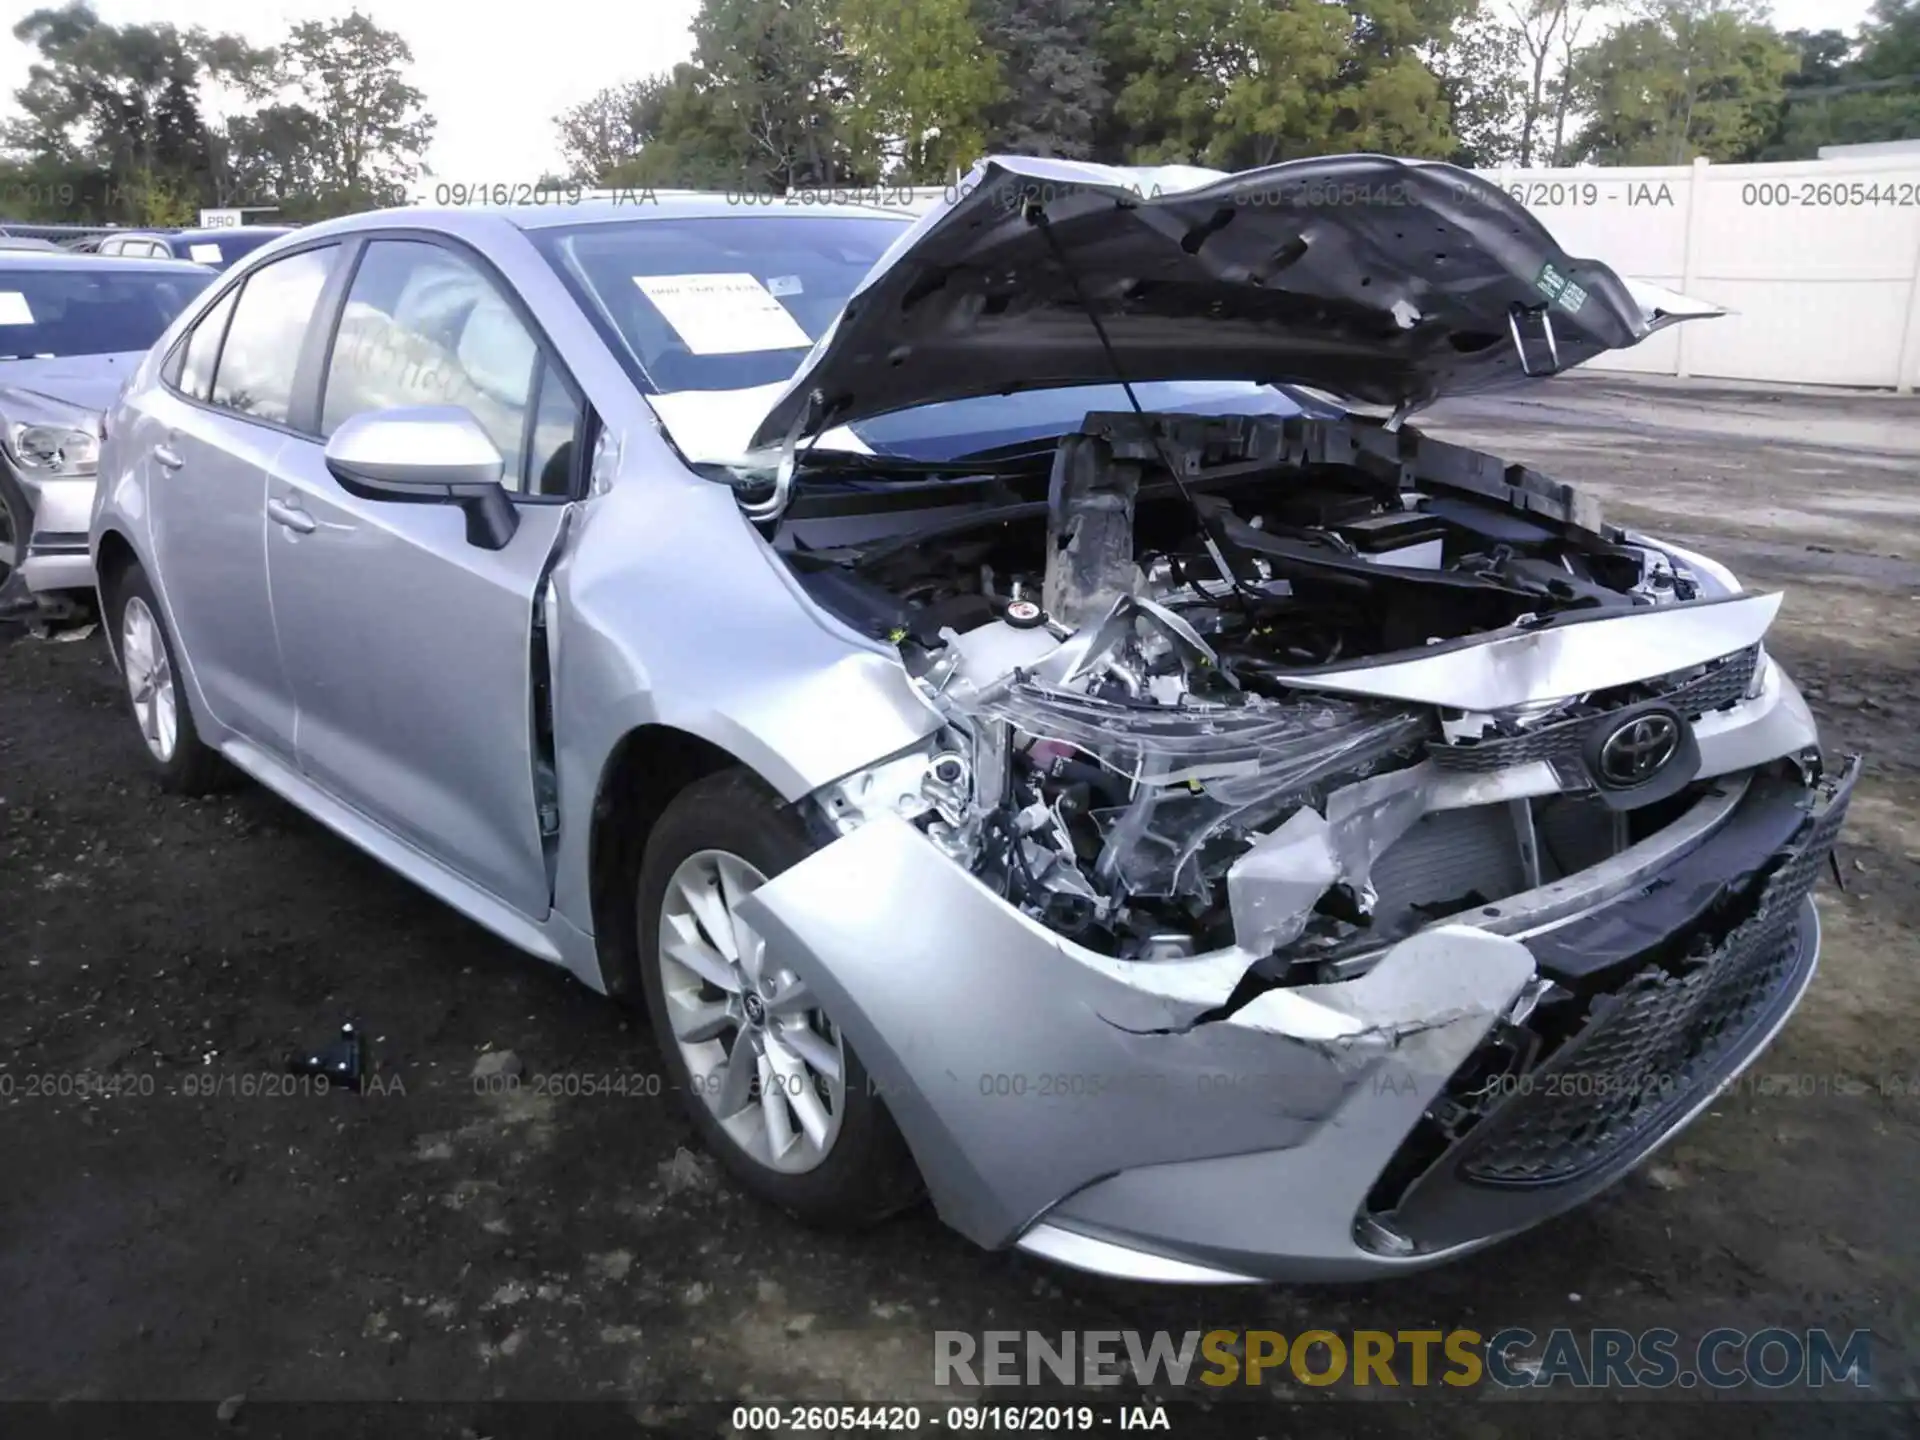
[
  {"x1": 0, "y1": 250, "x2": 215, "y2": 274},
  {"x1": 110, "y1": 225, "x2": 295, "y2": 242},
  {"x1": 515, "y1": 194, "x2": 916, "y2": 229},
  {"x1": 323, "y1": 194, "x2": 917, "y2": 234}
]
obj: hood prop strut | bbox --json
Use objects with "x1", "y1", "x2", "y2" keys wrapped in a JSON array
[
  {"x1": 1024, "y1": 202, "x2": 1262, "y2": 600},
  {"x1": 1508, "y1": 303, "x2": 1563, "y2": 378}
]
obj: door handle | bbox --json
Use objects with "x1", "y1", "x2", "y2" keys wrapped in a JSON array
[
  {"x1": 153, "y1": 444, "x2": 184, "y2": 470},
  {"x1": 267, "y1": 497, "x2": 316, "y2": 534}
]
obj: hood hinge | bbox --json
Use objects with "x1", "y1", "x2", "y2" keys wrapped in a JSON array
[
  {"x1": 744, "y1": 389, "x2": 824, "y2": 524},
  {"x1": 1384, "y1": 398, "x2": 1430, "y2": 433}
]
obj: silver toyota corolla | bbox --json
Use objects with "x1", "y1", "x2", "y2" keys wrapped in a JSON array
[{"x1": 91, "y1": 156, "x2": 1856, "y2": 1283}]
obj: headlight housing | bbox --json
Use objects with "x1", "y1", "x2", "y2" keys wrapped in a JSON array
[{"x1": 7, "y1": 422, "x2": 99, "y2": 477}]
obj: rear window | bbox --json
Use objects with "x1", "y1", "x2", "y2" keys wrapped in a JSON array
[{"x1": 0, "y1": 267, "x2": 212, "y2": 359}]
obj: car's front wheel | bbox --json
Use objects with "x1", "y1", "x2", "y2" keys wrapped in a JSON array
[
  {"x1": 109, "y1": 563, "x2": 227, "y2": 794},
  {"x1": 636, "y1": 768, "x2": 920, "y2": 1226}
]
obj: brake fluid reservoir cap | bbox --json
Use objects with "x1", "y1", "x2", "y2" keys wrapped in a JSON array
[{"x1": 1005, "y1": 599, "x2": 1046, "y2": 629}]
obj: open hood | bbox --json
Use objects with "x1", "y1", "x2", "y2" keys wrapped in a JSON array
[{"x1": 747, "y1": 154, "x2": 1722, "y2": 453}]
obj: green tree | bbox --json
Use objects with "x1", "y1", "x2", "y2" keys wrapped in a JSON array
[
  {"x1": 5, "y1": 1, "x2": 272, "y2": 221},
  {"x1": 1435, "y1": 10, "x2": 1527, "y2": 164},
  {"x1": 1762, "y1": 3, "x2": 1920, "y2": 157},
  {"x1": 270, "y1": 11, "x2": 434, "y2": 208},
  {"x1": 598, "y1": 0, "x2": 872, "y2": 191},
  {"x1": 1860, "y1": 0, "x2": 1920, "y2": 78},
  {"x1": 1506, "y1": 0, "x2": 1600, "y2": 165},
  {"x1": 838, "y1": 0, "x2": 1003, "y2": 180},
  {"x1": 1098, "y1": 0, "x2": 1460, "y2": 168},
  {"x1": 218, "y1": 103, "x2": 337, "y2": 216},
  {"x1": 697, "y1": 0, "x2": 869, "y2": 188},
  {"x1": 556, "y1": 79, "x2": 658, "y2": 181},
  {"x1": 976, "y1": 0, "x2": 1111, "y2": 158},
  {"x1": 1564, "y1": 0, "x2": 1797, "y2": 165},
  {"x1": 597, "y1": 65, "x2": 748, "y2": 189}
]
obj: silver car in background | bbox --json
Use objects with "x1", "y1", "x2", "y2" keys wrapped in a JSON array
[
  {"x1": 0, "y1": 250, "x2": 211, "y2": 620},
  {"x1": 91, "y1": 156, "x2": 1855, "y2": 1283}
]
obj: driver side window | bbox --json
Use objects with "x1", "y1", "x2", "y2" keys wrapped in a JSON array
[{"x1": 320, "y1": 240, "x2": 554, "y2": 493}]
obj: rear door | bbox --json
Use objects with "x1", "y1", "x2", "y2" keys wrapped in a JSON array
[
  {"x1": 142, "y1": 242, "x2": 342, "y2": 754},
  {"x1": 264, "y1": 235, "x2": 589, "y2": 917}
]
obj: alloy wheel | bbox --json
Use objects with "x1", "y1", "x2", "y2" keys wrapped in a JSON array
[
  {"x1": 656, "y1": 848, "x2": 846, "y2": 1174},
  {"x1": 121, "y1": 595, "x2": 178, "y2": 763}
]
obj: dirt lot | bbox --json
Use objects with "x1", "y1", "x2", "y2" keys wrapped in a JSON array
[{"x1": 2, "y1": 373, "x2": 1917, "y2": 1435}]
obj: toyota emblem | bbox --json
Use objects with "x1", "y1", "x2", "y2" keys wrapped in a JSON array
[{"x1": 1598, "y1": 712, "x2": 1681, "y2": 786}]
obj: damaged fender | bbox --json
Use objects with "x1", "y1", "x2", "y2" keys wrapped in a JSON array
[{"x1": 734, "y1": 813, "x2": 1535, "y2": 1249}]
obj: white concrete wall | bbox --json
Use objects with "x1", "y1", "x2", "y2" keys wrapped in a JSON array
[{"x1": 1476, "y1": 155, "x2": 1920, "y2": 393}]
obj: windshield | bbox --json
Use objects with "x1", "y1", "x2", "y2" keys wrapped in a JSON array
[
  {"x1": 535, "y1": 214, "x2": 901, "y2": 393},
  {"x1": 176, "y1": 230, "x2": 284, "y2": 268},
  {"x1": 533, "y1": 212, "x2": 1328, "y2": 463},
  {"x1": 0, "y1": 267, "x2": 211, "y2": 359}
]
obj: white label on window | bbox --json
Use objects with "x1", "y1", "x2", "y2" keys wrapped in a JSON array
[
  {"x1": 765, "y1": 274, "x2": 803, "y2": 297},
  {"x1": 633, "y1": 272, "x2": 810, "y2": 355},
  {"x1": 0, "y1": 291, "x2": 34, "y2": 325},
  {"x1": 188, "y1": 243, "x2": 223, "y2": 263}
]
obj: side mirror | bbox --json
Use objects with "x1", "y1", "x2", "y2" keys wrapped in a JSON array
[{"x1": 323, "y1": 405, "x2": 518, "y2": 551}]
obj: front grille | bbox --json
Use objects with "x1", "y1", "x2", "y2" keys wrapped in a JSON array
[
  {"x1": 1457, "y1": 764, "x2": 1851, "y2": 1186},
  {"x1": 1429, "y1": 645, "x2": 1761, "y2": 776}
]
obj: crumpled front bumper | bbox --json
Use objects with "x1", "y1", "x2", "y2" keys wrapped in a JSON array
[
  {"x1": 736, "y1": 751, "x2": 1858, "y2": 1283},
  {"x1": 17, "y1": 474, "x2": 97, "y2": 594},
  {"x1": 1, "y1": 471, "x2": 96, "y2": 619}
]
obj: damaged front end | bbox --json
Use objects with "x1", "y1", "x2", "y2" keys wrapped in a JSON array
[
  {"x1": 793, "y1": 409, "x2": 1804, "y2": 972},
  {"x1": 741, "y1": 406, "x2": 1856, "y2": 1279},
  {"x1": 699, "y1": 154, "x2": 1848, "y2": 1279}
]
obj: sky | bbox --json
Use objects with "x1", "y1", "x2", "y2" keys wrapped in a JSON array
[{"x1": 0, "y1": 0, "x2": 1883, "y2": 185}]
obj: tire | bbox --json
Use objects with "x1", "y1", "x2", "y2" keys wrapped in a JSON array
[
  {"x1": 636, "y1": 767, "x2": 921, "y2": 1227},
  {"x1": 0, "y1": 464, "x2": 31, "y2": 618},
  {"x1": 108, "y1": 562, "x2": 228, "y2": 794}
]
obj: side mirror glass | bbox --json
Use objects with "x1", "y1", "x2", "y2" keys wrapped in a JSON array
[{"x1": 323, "y1": 405, "x2": 518, "y2": 550}]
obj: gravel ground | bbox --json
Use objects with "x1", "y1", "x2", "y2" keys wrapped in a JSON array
[{"x1": 2, "y1": 373, "x2": 1917, "y2": 1437}]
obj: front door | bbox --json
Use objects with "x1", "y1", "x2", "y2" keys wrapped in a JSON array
[{"x1": 264, "y1": 236, "x2": 587, "y2": 918}]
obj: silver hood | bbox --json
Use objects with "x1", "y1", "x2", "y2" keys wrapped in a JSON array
[
  {"x1": 0, "y1": 352, "x2": 144, "y2": 427},
  {"x1": 748, "y1": 154, "x2": 1721, "y2": 452}
]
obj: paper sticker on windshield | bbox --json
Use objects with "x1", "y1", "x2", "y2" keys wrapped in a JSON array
[
  {"x1": 0, "y1": 292, "x2": 34, "y2": 325},
  {"x1": 766, "y1": 274, "x2": 803, "y2": 297},
  {"x1": 188, "y1": 243, "x2": 223, "y2": 264},
  {"x1": 633, "y1": 273, "x2": 810, "y2": 355}
]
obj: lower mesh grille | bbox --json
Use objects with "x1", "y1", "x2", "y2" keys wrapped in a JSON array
[{"x1": 1457, "y1": 771, "x2": 1850, "y2": 1186}]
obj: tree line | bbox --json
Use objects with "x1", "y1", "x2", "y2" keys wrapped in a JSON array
[
  {"x1": 0, "y1": 3, "x2": 432, "y2": 224},
  {"x1": 3, "y1": 0, "x2": 1915, "y2": 224},
  {"x1": 558, "y1": 0, "x2": 1920, "y2": 190}
]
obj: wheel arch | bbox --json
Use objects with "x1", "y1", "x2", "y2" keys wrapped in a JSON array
[
  {"x1": 588, "y1": 722, "x2": 762, "y2": 1001},
  {"x1": 92, "y1": 527, "x2": 142, "y2": 667}
]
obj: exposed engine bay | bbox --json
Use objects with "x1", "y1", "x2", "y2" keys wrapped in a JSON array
[{"x1": 776, "y1": 411, "x2": 1745, "y2": 966}]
